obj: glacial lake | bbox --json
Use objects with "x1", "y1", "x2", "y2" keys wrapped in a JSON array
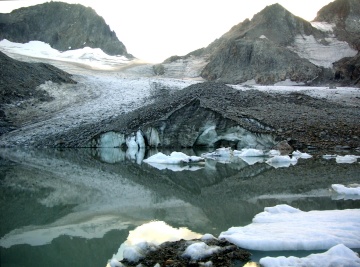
[{"x1": 1, "y1": 147, "x2": 359, "y2": 267}]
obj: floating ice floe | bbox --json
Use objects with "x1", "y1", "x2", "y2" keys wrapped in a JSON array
[
  {"x1": 331, "y1": 184, "x2": 360, "y2": 200},
  {"x1": 335, "y1": 155, "x2": 358, "y2": 164},
  {"x1": 219, "y1": 204, "x2": 360, "y2": 251},
  {"x1": 260, "y1": 244, "x2": 360, "y2": 267},
  {"x1": 292, "y1": 150, "x2": 312, "y2": 159},
  {"x1": 265, "y1": 155, "x2": 298, "y2": 168},
  {"x1": 143, "y1": 152, "x2": 204, "y2": 165}
]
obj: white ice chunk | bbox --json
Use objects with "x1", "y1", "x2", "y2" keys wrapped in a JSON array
[
  {"x1": 219, "y1": 204, "x2": 360, "y2": 251},
  {"x1": 123, "y1": 241, "x2": 157, "y2": 263},
  {"x1": 182, "y1": 242, "x2": 220, "y2": 260},
  {"x1": 292, "y1": 150, "x2": 312, "y2": 159},
  {"x1": 136, "y1": 130, "x2": 146, "y2": 148},
  {"x1": 332, "y1": 184, "x2": 360, "y2": 196},
  {"x1": 260, "y1": 244, "x2": 360, "y2": 267},
  {"x1": 266, "y1": 155, "x2": 297, "y2": 168},
  {"x1": 126, "y1": 135, "x2": 138, "y2": 149},
  {"x1": 336, "y1": 155, "x2": 358, "y2": 164},
  {"x1": 267, "y1": 150, "x2": 281, "y2": 156},
  {"x1": 98, "y1": 132, "x2": 125, "y2": 148},
  {"x1": 109, "y1": 258, "x2": 124, "y2": 267},
  {"x1": 143, "y1": 152, "x2": 204, "y2": 165}
]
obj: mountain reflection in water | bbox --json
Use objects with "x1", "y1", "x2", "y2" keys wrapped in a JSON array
[{"x1": 0, "y1": 148, "x2": 359, "y2": 267}]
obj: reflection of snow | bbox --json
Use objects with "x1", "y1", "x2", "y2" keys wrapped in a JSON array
[
  {"x1": 265, "y1": 155, "x2": 297, "y2": 168},
  {"x1": 219, "y1": 204, "x2": 360, "y2": 251}
]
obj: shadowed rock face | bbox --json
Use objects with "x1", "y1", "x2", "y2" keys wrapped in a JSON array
[
  {"x1": 333, "y1": 53, "x2": 360, "y2": 86},
  {"x1": 0, "y1": 51, "x2": 76, "y2": 104},
  {"x1": 0, "y1": 1, "x2": 131, "y2": 57}
]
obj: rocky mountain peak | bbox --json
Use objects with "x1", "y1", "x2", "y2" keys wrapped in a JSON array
[
  {"x1": 221, "y1": 3, "x2": 320, "y2": 47},
  {"x1": 0, "y1": 1, "x2": 132, "y2": 57}
]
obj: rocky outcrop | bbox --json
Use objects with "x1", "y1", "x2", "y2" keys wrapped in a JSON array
[
  {"x1": 333, "y1": 53, "x2": 360, "y2": 86},
  {"x1": 162, "y1": 1, "x2": 359, "y2": 86},
  {"x1": 313, "y1": 0, "x2": 360, "y2": 86},
  {"x1": 0, "y1": 51, "x2": 75, "y2": 104},
  {"x1": 201, "y1": 39, "x2": 322, "y2": 85},
  {"x1": 0, "y1": 51, "x2": 76, "y2": 135},
  {"x1": 0, "y1": 2, "x2": 131, "y2": 57},
  {"x1": 314, "y1": 0, "x2": 360, "y2": 50}
]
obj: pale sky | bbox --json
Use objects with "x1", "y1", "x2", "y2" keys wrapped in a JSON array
[{"x1": 0, "y1": 0, "x2": 334, "y2": 62}]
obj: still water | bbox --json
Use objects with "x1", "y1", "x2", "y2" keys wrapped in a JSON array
[{"x1": 1, "y1": 148, "x2": 359, "y2": 266}]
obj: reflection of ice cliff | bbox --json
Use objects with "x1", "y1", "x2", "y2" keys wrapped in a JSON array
[{"x1": 1, "y1": 148, "x2": 359, "y2": 249}]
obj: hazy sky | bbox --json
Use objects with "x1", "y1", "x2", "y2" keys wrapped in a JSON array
[{"x1": 1, "y1": 0, "x2": 334, "y2": 62}]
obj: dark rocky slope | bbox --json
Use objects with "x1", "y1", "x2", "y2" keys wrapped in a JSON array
[
  {"x1": 0, "y1": 51, "x2": 76, "y2": 134},
  {"x1": 0, "y1": 1, "x2": 131, "y2": 57}
]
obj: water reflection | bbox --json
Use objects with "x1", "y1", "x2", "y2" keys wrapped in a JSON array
[{"x1": 0, "y1": 148, "x2": 359, "y2": 267}]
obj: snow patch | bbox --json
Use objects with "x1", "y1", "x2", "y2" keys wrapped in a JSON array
[
  {"x1": 182, "y1": 242, "x2": 221, "y2": 260},
  {"x1": 0, "y1": 39, "x2": 130, "y2": 70},
  {"x1": 311, "y1": 22, "x2": 335, "y2": 32},
  {"x1": 289, "y1": 35, "x2": 357, "y2": 68}
]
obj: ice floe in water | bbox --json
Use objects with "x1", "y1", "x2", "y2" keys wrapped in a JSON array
[
  {"x1": 335, "y1": 155, "x2": 359, "y2": 164},
  {"x1": 260, "y1": 244, "x2": 360, "y2": 267},
  {"x1": 292, "y1": 150, "x2": 312, "y2": 159},
  {"x1": 331, "y1": 184, "x2": 360, "y2": 200},
  {"x1": 219, "y1": 204, "x2": 360, "y2": 251},
  {"x1": 143, "y1": 152, "x2": 204, "y2": 171},
  {"x1": 143, "y1": 152, "x2": 204, "y2": 165}
]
